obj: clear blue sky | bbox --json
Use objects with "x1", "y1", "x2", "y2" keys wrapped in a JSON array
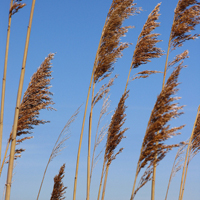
[{"x1": 0, "y1": 1, "x2": 200, "y2": 200}]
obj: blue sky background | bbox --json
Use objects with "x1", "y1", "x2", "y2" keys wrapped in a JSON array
[{"x1": 0, "y1": 1, "x2": 200, "y2": 200}]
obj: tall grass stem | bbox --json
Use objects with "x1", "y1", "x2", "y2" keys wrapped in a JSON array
[
  {"x1": 5, "y1": 0, "x2": 36, "y2": 199},
  {"x1": 0, "y1": 0, "x2": 13, "y2": 166}
]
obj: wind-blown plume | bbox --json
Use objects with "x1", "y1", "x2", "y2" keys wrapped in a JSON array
[
  {"x1": 101, "y1": 91, "x2": 129, "y2": 200},
  {"x1": 171, "y1": 0, "x2": 200, "y2": 50},
  {"x1": 131, "y1": 3, "x2": 164, "y2": 69},
  {"x1": 139, "y1": 65, "x2": 184, "y2": 172},
  {"x1": 15, "y1": 53, "x2": 55, "y2": 154},
  {"x1": 94, "y1": 0, "x2": 139, "y2": 83},
  {"x1": 105, "y1": 91, "x2": 129, "y2": 165},
  {"x1": 131, "y1": 65, "x2": 185, "y2": 199},
  {"x1": 50, "y1": 164, "x2": 67, "y2": 200},
  {"x1": 0, "y1": 54, "x2": 55, "y2": 173},
  {"x1": 125, "y1": 3, "x2": 164, "y2": 92}
]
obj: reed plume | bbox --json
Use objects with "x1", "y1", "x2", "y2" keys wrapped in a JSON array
[
  {"x1": 131, "y1": 64, "x2": 185, "y2": 200},
  {"x1": 101, "y1": 91, "x2": 129, "y2": 200},
  {"x1": 0, "y1": 54, "x2": 55, "y2": 176},
  {"x1": 171, "y1": 0, "x2": 200, "y2": 50},
  {"x1": 125, "y1": 2, "x2": 163, "y2": 92},
  {"x1": 131, "y1": 3, "x2": 163, "y2": 69},
  {"x1": 50, "y1": 164, "x2": 67, "y2": 200},
  {"x1": 93, "y1": 0, "x2": 138, "y2": 83}
]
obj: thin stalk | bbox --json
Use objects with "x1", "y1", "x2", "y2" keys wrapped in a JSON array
[
  {"x1": 180, "y1": 153, "x2": 189, "y2": 200},
  {"x1": 130, "y1": 112, "x2": 153, "y2": 200},
  {"x1": 87, "y1": 81, "x2": 95, "y2": 200},
  {"x1": 151, "y1": 16, "x2": 174, "y2": 200},
  {"x1": 73, "y1": 15, "x2": 108, "y2": 200},
  {"x1": 178, "y1": 105, "x2": 200, "y2": 200},
  {"x1": 0, "y1": 0, "x2": 13, "y2": 166},
  {"x1": 0, "y1": 139, "x2": 10, "y2": 177},
  {"x1": 97, "y1": 154, "x2": 106, "y2": 200},
  {"x1": 101, "y1": 164, "x2": 109, "y2": 200},
  {"x1": 165, "y1": 154, "x2": 177, "y2": 200},
  {"x1": 36, "y1": 157, "x2": 51, "y2": 200},
  {"x1": 5, "y1": 0, "x2": 36, "y2": 199},
  {"x1": 73, "y1": 66, "x2": 95, "y2": 200},
  {"x1": 130, "y1": 163, "x2": 140, "y2": 200},
  {"x1": 151, "y1": 161, "x2": 156, "y2": 200}
]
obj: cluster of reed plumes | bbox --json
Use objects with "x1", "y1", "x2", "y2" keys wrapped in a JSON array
[{"x1": 0, "y1": 0, "x2": 200, "y2": 200}]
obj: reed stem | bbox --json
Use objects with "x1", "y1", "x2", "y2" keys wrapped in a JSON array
[
  {"x1": 5, "y1": 0, "x2": 36, "y2": 199},
  {"x1": 101, "y1": 164, "x2": 109, "y2": 200},
  {"x1": 73, "y1": 13, "x2": 108, "y2": 200},
  {"x1": 0, "y1": 0, "x2": 13, "y2": 166},
  {"x1": 97, "y1": 154, "x2": 106, "y2": 200},
  {"x1": 87, "y1": 81, "x2": 95, "y2": 200},
  {"x1": 178, "y1": 105, "x2": 200, "y2": 200}
]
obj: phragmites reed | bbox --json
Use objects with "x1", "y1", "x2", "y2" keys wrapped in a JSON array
[
  {"x1": 131, "y1": 64, "x2": 185, "y2": 200},
  {"x1": 101, "y1": 91, "x2": 129, "y2": 200},
  {"x1": 171, "y1": 0, "x2": 200, "y2": 50},
  {"x1": 50, "y1": 164, "x2": 67, "y2": 200},
  {"x1": 74, "y1": 2, "x2": 138, "y2": 199},
  {"x1": 0, "y1": 53, "x2": 55, "y2": 176},
  {"x1": 94, "y1": 0, "x2": 138, "y2": 83},
  {"x1": 131, "y1": 3, "x2": 164, "y2": 69},
  {"x1": 86, "y1": 1, "x2": 138, "y2": 199}
]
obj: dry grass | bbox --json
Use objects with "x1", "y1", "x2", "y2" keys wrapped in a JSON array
[{"x1": 1, "y1": 1, "x2": 200, "y2": 200}]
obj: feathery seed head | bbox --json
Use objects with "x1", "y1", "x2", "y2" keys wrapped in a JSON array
[
  {"x1": 131, "y1": 3, "x2": 164, "y2": 69},
  {"x1": 94, "y1": 0, "x2": 139, "y2": 83},
  {"x1": 105, "y1": 91, "x2": 129, "y2": 165},
  {"x1": 138, "y1": 65, "x2": 185, "y2": 175},
  {"x1": 50, "y1": 164, "x2": 67, "y2": 200},
  {"x1": 171, "y1": 0, "x2": 200, "y2": 50}
]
